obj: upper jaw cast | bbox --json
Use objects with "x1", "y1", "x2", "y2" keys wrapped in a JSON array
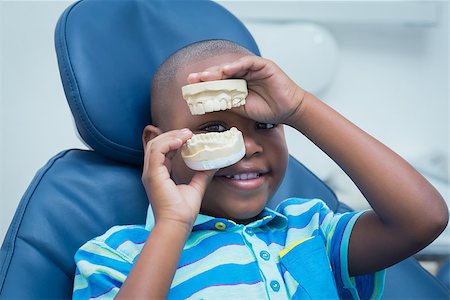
[{"x1": 182, "y1": 79, "x2": 248, "y2": 115}]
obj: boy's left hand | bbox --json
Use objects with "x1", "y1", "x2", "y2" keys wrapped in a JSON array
[{"x1": 187, "y1": 55, "x2": 306, "y2": 126}]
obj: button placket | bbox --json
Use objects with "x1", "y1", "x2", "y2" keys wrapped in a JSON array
[{"x1": 242, "y1": 228, "x2": 287, "y2": 299}]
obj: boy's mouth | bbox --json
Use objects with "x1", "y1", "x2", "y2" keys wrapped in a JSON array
[
  {"x1": 223, "y1": 172, "x2": 261, "y2": 180},
  {"x1": 215, "y1": 170, "x2": 268, "y2": 191}
]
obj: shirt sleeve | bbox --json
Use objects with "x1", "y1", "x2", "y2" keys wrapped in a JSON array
[
  {"x1": 73, "y1": 230, "x2": 137, "y2": 299},
  {"x1": 320, "y1": 207, "x2": 386, "y2": 300}
]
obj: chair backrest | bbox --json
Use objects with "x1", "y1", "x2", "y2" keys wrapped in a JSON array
[
  {"x1": 56, "y1": 0, "x2": 260, "y2": 165},
  {"x1": 0, "y1": 0, "x2": 448, "y2": 299}
]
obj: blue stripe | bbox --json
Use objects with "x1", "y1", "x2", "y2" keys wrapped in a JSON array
[
  {"x1": 104, "y1": 227, "x2": 149, "y2": 249},
  {"x1": 276, "y1": 197, "x2": 320, "y2": 212},
  {"x1": 75, "y1": 249, "x2": 132, "y2": 275},
  {"x1": 193, "y1": 218, "x2": 233, "y2": 231},
  {"x1": 170, "y1": 262, "x2": 262, "y2": 298},
  {"x1": 286, "y1": 207, "x2": 321, "y2": 229},
  {"x1": 73, "y1": 287, "x2": 91, "y2": 300},
  {"x1": 86, "y1": 273, "x2": 122, "y2": 298},
  {"x1": 330, "y1": 212, "x2": 355, "y2": 299},
  {"x1": 319, "y1": 207, "x2": 331, "y2": 224},
  {"x1": 254, "y1": 226, "x2": 287, "y2": 247},
  {"x1": 179, "y1": 231, "x2": 245, "y2": 267}
]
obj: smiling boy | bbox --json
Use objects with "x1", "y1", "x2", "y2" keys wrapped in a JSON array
[{"x1": 73, "y1": 40, "x2": 448, "y2": 299}]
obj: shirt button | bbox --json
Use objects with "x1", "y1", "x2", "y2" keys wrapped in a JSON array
[
  {"x1": 260, "y1": 250, "x2": 270, "y2": 261},
  {"x1": 245, "y1": 228, "x2": 254, "y2": 236},
  {"x1": 270, "y1": 280, "x2": 280, "y2": 292},
  {"x1": 214, "y1": 222, "x2": 226, "y2": 230}
]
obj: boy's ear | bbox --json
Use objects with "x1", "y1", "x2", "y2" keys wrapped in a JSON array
[{"x1": 142, "y1": 125, "x2": 162, "y2": 150}]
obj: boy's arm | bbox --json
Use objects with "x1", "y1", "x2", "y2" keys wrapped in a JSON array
[
  {"x1": 188, "y1": 56, "x2": 448, "y2": 276},
  {"x1": 115, "y1": 220, "x2": 191, "y2": 299},
  {"x1": 116, "y1": 129, "x2": 215, "y2": 299},
  {"x1": 290, "y1": 93, "x2": 448, "y2": 276}
]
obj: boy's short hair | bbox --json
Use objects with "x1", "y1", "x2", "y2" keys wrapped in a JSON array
[{"x1": 151, "y1": 39, "x2": 254, "y2": 126}]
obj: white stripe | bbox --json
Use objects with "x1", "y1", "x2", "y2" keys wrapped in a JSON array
[
  {"x1": 172, "y1": 244, "x2": 254, "y2": 287},
  {"x1": 319, "y1": 211, "x2": 335, "y2": 235},
  {"x1": 267, "y1": 243, "x2": 284, "y2": 262},
  {"x1": 116, "y1": 240, "x2": 144, "y2": 262},
  {"x1": 80, "y1": 242, "x2": 128, "y2": 263},
  {"x1": 281, "y1": 199, "x2": 325, "y2": 216},
  {"x1": 186, "y1": 281, "x2": 268, "y2": 300},
  {"x1": 73, "y1": 273, "x2": 88, "y2": 291},
  {"x1": 184, "y1": 231, "x2": 219, "y2": 250},
  {"x1": 285, "y1": 213, "x2": 321, "y2": 244},
  {"x1": 77, "y1": 260, "x2": 127, "y2": 283},
  {"x1": 96, "y1": 225, "x2": 142, "y2": 240},
  {"x1": 283, "y1": 270, "x2": 299, "y2": 297}
]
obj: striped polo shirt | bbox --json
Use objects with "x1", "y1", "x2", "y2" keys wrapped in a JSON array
[{"x1": 73, "y1": 198, "x2": 385, "y2": 299}]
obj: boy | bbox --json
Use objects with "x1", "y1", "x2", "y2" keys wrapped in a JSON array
[{"x1": 73, "y1": 40, "x2": 448, "y2": 299}]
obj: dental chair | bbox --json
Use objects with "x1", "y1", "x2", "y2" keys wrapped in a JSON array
[{"x1": 0, "y1": 0, "x2": 448, "y2": 299}]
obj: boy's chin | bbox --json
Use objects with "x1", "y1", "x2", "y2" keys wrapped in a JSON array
[{"x1": 202, "y1": 198, "x2": 268, "y2": 224}]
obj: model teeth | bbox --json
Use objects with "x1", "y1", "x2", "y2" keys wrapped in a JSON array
[
  {"x1": 181, "y1": 127, "x2": 245, "y2": 171},
  {"x1": 185, "y1": 127, "x2": 239, "y2": 147},
  {"x1": 182, "y1": 79, "x2": 248, "y2": 115}
]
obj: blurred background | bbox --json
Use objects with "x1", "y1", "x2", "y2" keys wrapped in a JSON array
[{"x1": 0, "y1": 0, "x2": 448, "y2": 273}]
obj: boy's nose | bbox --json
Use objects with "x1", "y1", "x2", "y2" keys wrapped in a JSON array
[{"x1": 243, "y1": 133, "x2": 263, "y2": 158}]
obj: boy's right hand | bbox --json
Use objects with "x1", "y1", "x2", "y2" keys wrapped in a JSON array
[
  {"x1": 142, "y1": 128, "x2": 216, "y2": 229},
  {"x1": 187, "y1": 55, "x2": 306, "y2": 127}
]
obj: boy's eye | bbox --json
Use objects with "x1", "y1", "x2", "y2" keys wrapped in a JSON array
[
  {"x1": 200, "y1": 123, "x2": 227, "y2": 132},
  {"x1": 256, "y1": 122, "x2": 277, "y2": 130}
]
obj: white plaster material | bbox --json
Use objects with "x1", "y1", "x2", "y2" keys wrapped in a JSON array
[
  {"x1": 182, "y1": 79, "x2": 248, "y2": 115},
  {"x1": 181, "y1": 127, "x2": 246, "y2": 170}
]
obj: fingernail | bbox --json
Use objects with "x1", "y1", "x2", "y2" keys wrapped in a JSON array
[
  {"x1": 177, "y1": 128, "x2": 191, "y2": 137},
  {"x1": 201, "y1": 71, "x2": 210, "y2": 76}
]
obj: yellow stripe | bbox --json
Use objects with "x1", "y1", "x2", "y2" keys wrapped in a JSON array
[
  {"x1": 279, "y1": 236, "x2": 314, "y2": 258},
  {"x1": 371, "y1": 272, "x2": 382, "y2": 299},
  {"x1": 325, "y1": 214, "x2": 339, "y2": 253},
  {"x1": 184, "y1": 231, "x2": 217, "y2": 249}
]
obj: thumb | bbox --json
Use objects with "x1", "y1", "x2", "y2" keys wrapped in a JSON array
[{"x1": 189, "y1": 169, "x2": 218, "y2": 197}]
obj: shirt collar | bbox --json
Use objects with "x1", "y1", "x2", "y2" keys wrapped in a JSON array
[{"x1": 145, "y1": 205, "x2": 287, "y2": 231}]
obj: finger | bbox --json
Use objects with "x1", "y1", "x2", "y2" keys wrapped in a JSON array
[
  {"x1": 222, "y1": 56, "x2": 272, "y2": 80},
  {"x1": 187, "y1": 70, "x2": 230, "y2": 83},
  {"x1": 143, "y1": 129, "x2": 192, "y2": 176},
  {"x1": 187, "y1": 61, "x2": 240, "y2": 83},
  {"x1": 188, "y1": 169, "x2": 218, "y2": 196}
]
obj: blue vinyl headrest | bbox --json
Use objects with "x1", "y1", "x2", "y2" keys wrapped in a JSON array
[{"x1": 55, "y1": 0, "x2": 260, "y2": 165}]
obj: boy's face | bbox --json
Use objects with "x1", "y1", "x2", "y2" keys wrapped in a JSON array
[{"x1": 153, "y1": 52, "x2": 289, "y2": 223}]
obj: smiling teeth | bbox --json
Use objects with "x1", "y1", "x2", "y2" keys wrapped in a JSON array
[
  {"x1": 182, "y1": 79, "x2": 248, "y2": 115},
  {"x1": 181, "y1": 127, "x2": 246, "y2": 171},
  {"x1": 225, "y1": 173, "x2": 260, "y2": 180}
]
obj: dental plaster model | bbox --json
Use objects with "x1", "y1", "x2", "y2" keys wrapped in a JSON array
[
  {"x1": 182, "y1": 79, "x2": 247, "y2": 115},
  {"x1": 181, "y1": 127, "x2": 245, "y2": 171}
]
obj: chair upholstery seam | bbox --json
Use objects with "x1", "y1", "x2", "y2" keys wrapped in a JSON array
[{"x1": 0, "y1": 150, "x2": 73, "y2": 293}]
